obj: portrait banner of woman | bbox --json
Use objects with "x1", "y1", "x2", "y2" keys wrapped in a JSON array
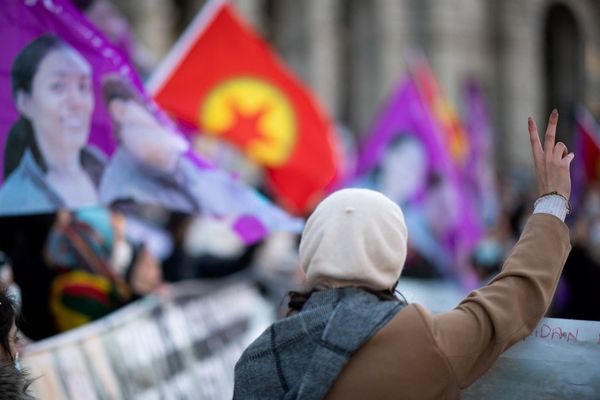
[
  {"x1": 0, "y1": 1, "x2": 302, "y2": 244},
  {"x1": 0, "y1": 34, "x2": 106, "y2": 214},
  {"x1": 0, "y1": 0, "x2": 145, "y2": 215}
]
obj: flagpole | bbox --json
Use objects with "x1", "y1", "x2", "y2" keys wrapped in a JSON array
[{"x1": 146, "y1": 0, "x2": 228, "y2": 95}]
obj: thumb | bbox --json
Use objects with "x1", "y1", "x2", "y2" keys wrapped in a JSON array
[{"x1": 567, "y1": 153, "x2": 575, "y2": 165}]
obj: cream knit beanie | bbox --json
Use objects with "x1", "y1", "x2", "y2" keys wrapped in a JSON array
[{"x1": 299, "y1": 188, "x2": 408, "y2": 291}]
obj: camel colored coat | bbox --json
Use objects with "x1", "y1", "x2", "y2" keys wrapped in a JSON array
[{"x1": 326, "y1": 214, "x2": 571, "y2": 400}]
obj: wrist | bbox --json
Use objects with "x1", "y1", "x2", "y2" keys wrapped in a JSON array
[
  {"x1": 533, "y1": 194, "x2": 569, "y2": 221},
  {"x1": 537, "y1": 191, "x2": 571, "y2": 214}
]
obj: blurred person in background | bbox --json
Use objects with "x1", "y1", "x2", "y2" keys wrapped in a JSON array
[
  {"x1": 0, "y1": 253, "x2": 21, "y2": 311},
  {"x1": 0, "y1": 289, "x2": 22, "y2": 368},
  {"x1": 161, "y1": 211, "x2": 258, "y2": 282},
  {"x1": 0, "y1": 288, "x2": 34, "y2": 400},
  {"x1": 234, "y1": 110, "x2": 573, "y2": 399},
  {"x1": 470, "y1": 212, "x2": 515, "y2": 284},
  {"x1": 0, "y1": 213, "x2": 58, "y2": 340},
  {"x1": 44, "y1": 208, "x2": 162, "y2": 332},
  {"x1": 550, "y1": 183, "x2": 600, "y2": 321},
  {"x1": 0, "y1": 206, "x2": 160, "y2": 340}
]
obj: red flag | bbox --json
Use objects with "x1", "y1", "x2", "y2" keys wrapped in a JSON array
[
  {"x1": 575, "y1": 107, "x2": 600, "y2": 182},
  {"x1": 148, "y1": 0, "x2": 339, "y2": 215}
]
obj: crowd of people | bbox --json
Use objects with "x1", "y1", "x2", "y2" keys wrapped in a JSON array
[
  {"x1": 0, "y1": 0, "x2": 598, "y2": 398},
  {"x1": 0, "y1": 106, "x2": 596, "y2": 398}
]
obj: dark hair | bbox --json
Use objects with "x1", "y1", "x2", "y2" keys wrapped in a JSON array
[
  {"x1": 101, "y1": 73, "x2": 141, "y2": 105},
  {"x1": 11, "y1": 35, "x2": 68, "y2": 99},
  {"x1": 0, "y1": 289, "x2": 18, "y2": 362},
  {"x1": 287, "y1": 287, "x2": 402, "y2": 316},
  {"x1": 3, "y1": 120, "x2": 37, "y2": 180},
  {"x1": 71, "y1": 0, "x2": 96, "y2": 12},
  {"x1": 0, "y1": 362, "x2": 34, "y2": 400},
  {"x1": 4, "y1": 34, "x2": 69, "y2": 178}
]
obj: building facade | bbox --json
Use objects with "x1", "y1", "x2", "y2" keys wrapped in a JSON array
[{"x1": 114, "y1": 0, "x2": 600, "y2": 172}]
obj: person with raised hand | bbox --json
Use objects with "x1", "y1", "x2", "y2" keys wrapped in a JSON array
[
  {"x1": 528, "y1": 109, "x2": 574, "y2": 218},
  {"x1": 233, "y1": 110, "x2": 573, "y2": 400},
  {"x1": 0, "y1": 288, "x2": 34, "y2": 400}
]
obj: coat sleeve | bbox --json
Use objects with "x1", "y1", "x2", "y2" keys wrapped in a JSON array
[{"x1": 425, "y1": 213, "x2": 571, "y2": 388}]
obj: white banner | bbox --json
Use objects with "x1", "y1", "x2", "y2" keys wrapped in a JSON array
[
  {"x1": 23, "y1": 280, "x2": 273, "y2": 400},
  {"x1": 463, "y1": 317, "x2": 600, "y2": 399},
  {"x1": 22, "y1": 278, "x2": 600, "y2": 399},
  {"x1": 399, "y1": 278, "x2": 600, "y2": 398}
]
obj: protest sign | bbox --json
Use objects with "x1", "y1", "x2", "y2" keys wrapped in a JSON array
[
  {"x1": 22, "y1": 280, "x2": 273, "y2": 399},
  {"x1": 24, "y1": 277, "x2": 600, "y2": 399},
  {"x1": 463, "y1": 317, "x2": 600, "y2": 399},
  {"x1": 399, "y1": 278, "x2": 600, "y2": 399}
]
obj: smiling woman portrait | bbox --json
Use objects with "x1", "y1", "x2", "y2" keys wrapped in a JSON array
[{"x1": 0, "y1": 34, "x2": 106, "y2": 215}]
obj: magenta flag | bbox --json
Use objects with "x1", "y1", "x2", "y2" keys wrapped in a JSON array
[
  {"x1": 355, "y1": 77, "x2": 482, "y2": 278},
  {"x1": 0, "y1": 0, "x2": 303, "y2": 242}
]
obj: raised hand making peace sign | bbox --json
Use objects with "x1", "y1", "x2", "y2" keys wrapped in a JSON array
[{"x1": 528, "y1": 109, "x2": 575, "y2": 201}]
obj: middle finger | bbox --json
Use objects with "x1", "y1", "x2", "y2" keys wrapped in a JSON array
[{"x1": 544, "y1": 109, "x2": 559, "y2": 156}]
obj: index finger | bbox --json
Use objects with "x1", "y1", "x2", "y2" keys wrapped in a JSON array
[
  {"x1": 544, "y1": 109, "x2": 558, "y2": 155},
  {"x1": 528, "y1": 117, "x2": 544, "y2": 161}
]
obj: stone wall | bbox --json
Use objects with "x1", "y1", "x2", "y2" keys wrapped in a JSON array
[{"x1": 111, "y1": 0, "x2": 600, "y2": 171}]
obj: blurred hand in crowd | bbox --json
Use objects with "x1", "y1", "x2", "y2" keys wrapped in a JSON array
[{"x1": 129, "y1": 246, "x2": 163, "y2": 295}]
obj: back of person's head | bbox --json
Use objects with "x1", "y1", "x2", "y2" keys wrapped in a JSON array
[
  {"x1": 0, "y1": 362, "x2": 34, "y2": 400},
  {"x1": 0, "y1": 291, "x2": 33, "y2": 399},
  {"x1": 5, "y1": 34, "x2": 69, "y2": 178},
  {"x1": 299, "y1": 188, "x2": 408, "y2": 291},
  {"x1": 0, "y1": 289, "x2": 18, "y2": 363}
]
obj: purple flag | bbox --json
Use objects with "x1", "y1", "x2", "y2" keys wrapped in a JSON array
[
  {"x1": 463, "y1": 79, "x2": 500, "y2": 227},
  {"x1": 355, "y1": 77, "x2": 482, "y2": 279},
  {"x1": 356, "y1": 79, "x2": 450, "y2": 176},
  {"x1": 0, "y1": 0, "x2": 302, "y2": 242}
]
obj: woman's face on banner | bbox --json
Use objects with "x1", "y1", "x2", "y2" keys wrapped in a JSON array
[{"x1": 20, "y1": 47, "x2": 94, "y2": 154}]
